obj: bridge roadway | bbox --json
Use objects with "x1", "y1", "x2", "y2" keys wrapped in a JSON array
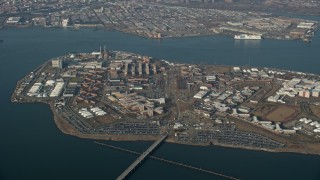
[{"x1": 116, "y1": 134, "x2": 168, "y2": 180}]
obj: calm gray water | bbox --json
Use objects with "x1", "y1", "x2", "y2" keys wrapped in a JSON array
[{"x1": 1, "y1": 27, "x2": 320, "y2": 180}]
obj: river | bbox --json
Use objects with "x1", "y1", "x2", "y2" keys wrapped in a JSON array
[{"x1": 1, "y1": 27, "x2": 320, "y2": 180}]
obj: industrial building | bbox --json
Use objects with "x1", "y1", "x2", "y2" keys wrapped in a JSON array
[
  {"x1": 50, "y1": 82, "x2": 65, "y2": 97},
  {"x1": 27, "y1": 83, "x2": 43, "y2": 96},
  {"x1": 6, "y1": 17, "x2": 21, "y2": 24},
  {"x1": 297, "y1": 22, "x2": 315, "y2": 29},
  {"x1": 91, "y1": 107, "x2": 107, "y2": 116},
  {"x1": 206, "y1": 75, "x2": 216, "y2": 82},
  {"x1": 52, "y1": 59, "x2": 63, "y2": 68},
  {"x1": 193, "y1": 91, "x2": 208, "y2": 99}
]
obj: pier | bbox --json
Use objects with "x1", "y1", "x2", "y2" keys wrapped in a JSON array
[{"x1": 95, "y1": 140, "x2": 240, "y2": 180}]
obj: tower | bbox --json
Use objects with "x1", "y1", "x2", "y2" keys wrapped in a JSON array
[{"x1": 103, "y1": 45, "x2": 108, "y2": 59}]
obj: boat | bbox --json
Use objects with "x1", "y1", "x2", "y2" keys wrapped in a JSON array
[{"x1": 234, "y1": 34, "x2": 261, "y2": 40}]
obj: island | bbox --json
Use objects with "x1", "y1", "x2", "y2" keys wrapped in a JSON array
[{"x1": 12, "y1": 48, "x2": 320, "y2": 155}]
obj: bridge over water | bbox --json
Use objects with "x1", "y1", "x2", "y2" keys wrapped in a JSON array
[
  {"x1": 95, "y1": 135, "x2": 240, "y2": 180},
  {"x1": 115, "y1": 134, "x2": 168, "y2": 180}
]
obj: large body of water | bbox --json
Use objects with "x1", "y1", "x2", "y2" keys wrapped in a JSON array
[{"x1": 1, "y1": 26, "x2": 320, "y2": 180}]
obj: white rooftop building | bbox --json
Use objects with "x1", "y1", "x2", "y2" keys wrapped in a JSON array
[
  {"x1": 297, "y1": 22, "x2": 315, "y2": 29},
  {"x1": 49, "y1": 82, "x2": 65, "y2": 97},
  {"x1": 193, "y1": 91, "x2": 208, "y2": 99}
]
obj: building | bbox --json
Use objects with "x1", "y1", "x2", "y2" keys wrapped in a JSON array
[
  {"x1": 193, "y1": 91, "x2": 208, "y2": 99},
  {"x1": 299, "y1": 90, "x2": 310, "y2": 98},
  {"x1": 312, "y1": 90, "x2": 320, "y2": 98},
  {"x1": 145, "y1": 63, "x2": 150, "y2": 75},
  {"x1": 290, "y1": 28, "x2": 307, "y2": 37},
  {"x1": 305, "y1": 91, "x2": 310, "y2": 98},
  {"x1": 61, "y1": 18, "x2": 68, "y2": 27},
  {"x1": 195, "y1": 109, "x2": 211, "y2": 118},
  {"x1": 297, "y1": 22, "x2": 315, "y2": 29},
  {"x1": 233, "y1": 67, "x2": 241, "y2": 72},
  {"x1": 52, "y1": 60, "x2": 63, "y2": 68},
  {"x1": 132, "y1": 85, "x2": 143, "y2": 90},
  {"x1": 238, "y1": 106, "x2": 250, "y2": 113},
  {"x1": 6, "y1": 17, "x2": 21, "y2": 24},
  {"x1": 108, "y1": 78, "x2": 121, "y2": 83},
  {"x1": 50, "y1": 82, "x2": 65, "y2": 97},
  {"x1": 206, "y1": 75, "x2": 216, "y2": 82},
  {"x1": 200, "y1": 86, "x2": 208, "y2": 91},
  {"x1": 83, "y1": 61, "x2": 102, "y2": 69},
  {"x1": 268, "y1": 94, "x2": 280, "y2": 102}
]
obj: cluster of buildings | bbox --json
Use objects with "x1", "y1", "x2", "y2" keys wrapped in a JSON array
[
  {"x1": 264, "y1": 0, "x2": 320, "y2": 14},
  {"x1": 175, "y1": 64, "x2": 275, "y2": 120},
  {"x1": 1, "y1": 1, "x2": 317, "y2": 40},
  {"x1": 191, "y1": 69, "x2": 263, "y2": 119},
  {"x1": 0, "y1": 2, "x2": 18, "y2": 14},
  {"x1": 27, "y1": 83, "x2": 43, "y2": 97},
  {"x1": 194, "y1": 87, "x2": 254, "y2": 116},
  {"x1": 108, "y1": 92, "x2": 165, "y2": 117},
  {"x1": 25, "y1": 53, "x2": 108, "y2": 101},
  {"x1": 249, "y1": 116, "x2": 296, "y2": 134},
  {"x1": 179, "y1": 64, "x2": 320, "y2": 136},
  {"x1": 27, "y1": 77, "x2": 66, "y2": 98},
  {"x1": 54, "y1": 50, "x2": 167, "y2": 119},
  {"x1": 296, "y1": 118, "x2": 320, "y2": 135},
  {"x1": 290, "y1": 21, "x2": 317, "y2": 41},
  {"x1": 23, "y1": 49, "x2": 167, "y2": 121},
  {"x1": 78, "y1": 107, "x2": 107, "y2": 119},
  {"x1": 50, "y1": 81, "x2": 65, "y2": 97},
  {"x1": 76, "y1": 71, "x2": 105, "y2": 105},
  {"x1": 108, "y1": 58, "x2": 157, "y2": 78},
  {"x1": 5, "y1": 17, "x2": 21, "y2": 24},
  {"x1": 268, "y1": 78, "x2": 320, "y2": 103},
  {"x1": 230, "y1": 17, "x2": 316, "y2": 40}
]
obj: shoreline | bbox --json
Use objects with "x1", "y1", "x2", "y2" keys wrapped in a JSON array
[
  {"x1": 11, "y1": 84, "x2": 320, "y2": 156},
  {"x1": 0, "y1": 25, "x2": 312, "y2": 42},
  {"x1": 11, "y1": 50, "x2": 320, "y2": 157},
  {"x1": 44, "y1": 101, "x2": 320, "y2": 156}
]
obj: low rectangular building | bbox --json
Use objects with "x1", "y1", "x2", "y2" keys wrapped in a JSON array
[
  {"x1": 312, "y1": 90, "x2": 319, "y2": 98},
  {"x1": 6, "y1": 17, "x2": 21, "y2": 24},
  {"x1": 297, "y1": 22, "x2": 315, "y2": 29},
  {"x1": 52, "y1": 60, "x2": 63, "y2": 68},
  {"x1": 193, "y1": 91, "x2": 208, "y2": 99}
]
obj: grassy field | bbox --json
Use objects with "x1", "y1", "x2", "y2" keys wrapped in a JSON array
[
  {"x1": 310, "y1": 105, "x2": 320, "y2": 119},
  {"x1": 264, "y1": 106, "x2": 300, "y2": 122},
  {"x1": 205, "y1": 66, "x2": 231, "y2": 73},
  {"x1": 253, "y1": 104, "x2": 275, "y2": 118}
]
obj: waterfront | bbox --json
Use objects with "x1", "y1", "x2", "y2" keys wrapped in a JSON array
[{"x1": 1, "y1": 27, "x2": 320, "y2": 180}]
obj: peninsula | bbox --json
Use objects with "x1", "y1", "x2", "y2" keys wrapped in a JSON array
[{"x1": 12, "y1": 49, "x2": 320, "y2": 155}]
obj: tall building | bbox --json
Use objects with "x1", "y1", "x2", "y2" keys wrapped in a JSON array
[{"x1": 52, "y1": 60, "x2": 63, "y2": 68}]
